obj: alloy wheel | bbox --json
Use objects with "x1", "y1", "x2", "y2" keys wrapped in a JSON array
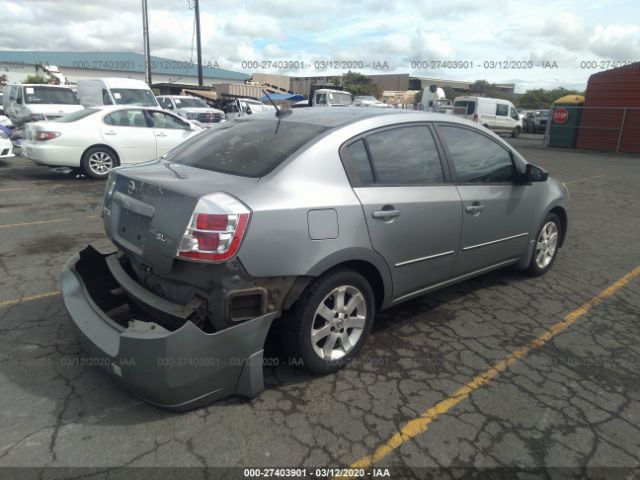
[
  {"x1": 88, "y1": 151, "x2": 114, "y2": 176},
  {"x1": 310, "y1": 285, "x2": 367, "y2": 361},
  {"x1": 535, "y1": 221, "x2": 558, "y2": 269}
]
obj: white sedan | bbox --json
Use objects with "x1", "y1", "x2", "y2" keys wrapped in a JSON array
[{"x1": 23, "y1": 106, "x2": 203, "y2": 179}]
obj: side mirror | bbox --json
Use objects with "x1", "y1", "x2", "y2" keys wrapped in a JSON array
[
  {"x1": 524, "y1": 164, "x2": 548, "y2": 182},
  {"x1": 245, "y1": 106, "x2": 252, "y2": 115},
  {"x1": 16, "y1": 98, "x2": 22, "y2": 105}
]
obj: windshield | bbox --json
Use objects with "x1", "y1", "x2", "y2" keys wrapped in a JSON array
[
  {"x1": 454, "y1": 100, "x2": 476, "y2": 114},
  {"x1": 329, "y1": 92, "x2": 352, "y2": 105},
  {"x1": 165, "y1": 118, "x2": 329, "y2": 177},
  {"x1": 175, "y1": 97, "x2": 208, "y2": 108},
  {"x1": 55, "y1": 108, "x2": 100, "y2": 123},
  {"x1": 24, "y1": 86, "x2": 79, "y2": 105},
  {"x1": 535, "y1": 110, "x2": 549, "y2": 117},
  {"x1": 110, "y1": 89, "x2": 158, "y2": 107}
]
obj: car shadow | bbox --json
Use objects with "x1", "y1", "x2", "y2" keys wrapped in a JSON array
[{"x1": 0, "y1": 267, "x2": 532, "y2": 426}]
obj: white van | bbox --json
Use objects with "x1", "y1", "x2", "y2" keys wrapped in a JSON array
[
  {"x1": 312, "y1": 89, "x2": 353, "y2": 107},
  {"x1": 453, "y1": 96, "x2": 522, "y2": 137},
  {"x1": 2, "y1": 84, "x2": 83, "y2": 126},
  {"x1": 76, "y1": 78, "x2": 159, "y2": 108}
]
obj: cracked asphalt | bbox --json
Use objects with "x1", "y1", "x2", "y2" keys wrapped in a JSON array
[{"x1": 0, "y1": 135, "x2": 639, "y2": 479}]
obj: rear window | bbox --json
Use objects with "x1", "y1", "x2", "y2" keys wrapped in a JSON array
[
  {"x1": 56, "y1": 108, "x2": 99, "y2": 123},
  {"x1": 165, "y1": 118, "x2": 329, "y2": 177}
]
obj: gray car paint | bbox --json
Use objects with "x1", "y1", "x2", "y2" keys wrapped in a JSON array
[{"x1": 63, "y1": 109, "x2": 568, "y2": 409}]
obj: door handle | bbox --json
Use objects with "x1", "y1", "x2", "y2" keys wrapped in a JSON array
[
  {"x1": 156, "y1": 132, "x2": 168, "y2": 137},
  {"x1": 103, "y1": 130, "x2": 117, "y2": 136},
  {"x1": 465, "y1": 202, "x2": 485, "y2": 214},
  {"x1": 372, "y1": 208, "x2": 401, "y2": 220}
]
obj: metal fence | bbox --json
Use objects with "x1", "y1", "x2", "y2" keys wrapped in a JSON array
[{"x1": 542, "y1": 106, "x2": 640, "y2": 154}]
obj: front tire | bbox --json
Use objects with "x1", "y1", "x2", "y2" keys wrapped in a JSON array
[
  {"x1": 527, "y1": 213, "x2": 561, "y2": 276},
  {"x1": 283, "y1": 268, "x2": 375, "y2": 374},
  {"x1": 81, "y1": 146, "x2": 117, "y2": 179},
  {"x1": 512, "y1": 126, "x2": 521, "y2": 138}
]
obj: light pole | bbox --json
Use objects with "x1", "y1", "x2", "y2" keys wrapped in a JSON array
[
  {"x1": 194, "y1": 0, "x2": 203, "y2": 86},
  {"x1": 142, "y1": 0, "x2": 152, "y2": 85}
]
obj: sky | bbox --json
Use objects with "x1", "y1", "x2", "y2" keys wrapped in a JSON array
[{"x1": 1, "y1": 0, "x2": 639, "y2": 93}]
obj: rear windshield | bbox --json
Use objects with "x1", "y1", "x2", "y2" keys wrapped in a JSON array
[
  {"x1": 56, "y1": 108, "x2": 99, "y2": 123},
  {"x1": 110, "y1": 89, "x2": 158, "y2": 107},
  {"x1": 165, "y1": 118, "x2": 329, "y2": 177},
  {"x1": 24, "y1": 87, "x2": 79, "y2": 105}
]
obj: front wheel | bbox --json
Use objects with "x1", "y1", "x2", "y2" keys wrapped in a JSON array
[
  {"x1": 512, "y1": 126, "x2": 521, "y2": 138},
  {"x1": 81, "y1": 146, "x2": 117, "y2": 179},
  {"x1": 283, "y1": 268, "x2": 375, "y2": 374},
  {"x1": 527, "y1": 213, "x2": 561, "y2": 276}
]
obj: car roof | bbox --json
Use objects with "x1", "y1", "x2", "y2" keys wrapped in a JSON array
[
  {"x1": 93, "y1": 105, "x2": 163, "y2": 112},
  {"x1": 232, "y1": 108, "x2": 475, "y2": 130}
]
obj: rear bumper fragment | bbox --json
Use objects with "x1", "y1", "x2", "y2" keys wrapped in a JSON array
[{"x1": 61, "y1": 246, "x2": 276, "y2": 411}]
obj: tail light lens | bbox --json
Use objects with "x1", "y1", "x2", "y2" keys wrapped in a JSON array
[
  {"x1": 177, "y1": 193, "x2": 250, "y2": 263},
  {"x1": 35, "y1": 131, "x2": 61, "y2": 141}
]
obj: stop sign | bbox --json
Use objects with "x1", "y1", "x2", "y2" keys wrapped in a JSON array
[{"x1": 553, "y1": 108, "x2": 569, "y2": 124}]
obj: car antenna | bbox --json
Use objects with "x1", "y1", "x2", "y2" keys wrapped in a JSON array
[{"x1": 262, "y1": 89, "x2": 291, "y2": 118}]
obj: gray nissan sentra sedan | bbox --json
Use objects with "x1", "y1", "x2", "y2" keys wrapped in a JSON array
[{"x1": 62, "y1": 108, "x2": 568, "y2": 410}]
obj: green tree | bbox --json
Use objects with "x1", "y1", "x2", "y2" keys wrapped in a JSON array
[
  {"x1": 517, "y1": 87, "x2": 583, "y2": 109},
  {"x1": 21, "y1": 75, "x2": 55, "y2": 84},
  {"x1": 335, "y1": 71, "x2": 382, "y2": 98}
]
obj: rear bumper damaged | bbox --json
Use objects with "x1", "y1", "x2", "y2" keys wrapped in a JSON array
[{"x1": 61, "y1": 246, "x2": 276, "y2": 411}]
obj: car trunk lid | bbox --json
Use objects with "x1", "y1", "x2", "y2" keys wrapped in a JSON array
[{"x1": 103, "y1": 160, "x2": 258, "y2": 275}]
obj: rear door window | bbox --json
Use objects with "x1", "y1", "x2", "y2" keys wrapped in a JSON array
[
  {"x1": 104, "y1": 109, "x2": 149, "y2": 127},
  {"x1": 365, "y1": 126, "x2": 444, "y2": 185},
  {"x1": 344, "y1": 140, "x2": 374, "y2": 185},
  {"x1": 166, "y1": 118, "x2": 329, "y2": 177}
]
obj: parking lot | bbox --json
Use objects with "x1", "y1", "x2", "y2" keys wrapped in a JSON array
[{"x1": 1, "y1": 137, "x2": 639, "y2": 478}]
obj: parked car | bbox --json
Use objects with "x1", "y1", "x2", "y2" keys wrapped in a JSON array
[
  {"x1": 223, "y1": 98, "x2": 276, "y2": 120},
  {"x1": 76, "y1": 78, "x2": 160, "y2": 108},
  {"x1": 524, "y1": 110, "x2": 549, "y2": 133},
  {"x1": 62, "y1": 108, "x2": 568, "y2": 410},
  {"x1": 157, "y1": 95, "x2": 225, "y2": 126},
  {"x1": 2, "y1": 84, "x2": 83, "y2": 126},
  {"x1": 353, "y1": 96, "x2": 390, "y2": 108},
  {"x1": 23, "y1": 106, "x2": 202, "y2": 179},
  {"x1": 0, "y1": 130, "x2": 14, "y2": 159},
  {"x1": 453, "y1": 96, "x2": 522, "y2": 137}
]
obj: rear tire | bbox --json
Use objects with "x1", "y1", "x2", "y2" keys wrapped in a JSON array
[
  {"x1": 282, "y1": 268, "x2": 375, "y2": 374},
  {"x1": 526, "y1": 213, "x2": 561, "y2": 276},
  {"x1": 81, "y1": 146, "x2": 118, "y2": 179}
]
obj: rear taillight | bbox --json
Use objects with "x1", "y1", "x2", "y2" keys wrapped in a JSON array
[
  {"x1": 35, "y1": 131, "x2": 61, "y2": 141},
  {"x1": 177, "y1": 193, "x2": 250, "y2": 263},
  {"x1": 473, "y1": 114, "x2": 478, "y2": 122}
]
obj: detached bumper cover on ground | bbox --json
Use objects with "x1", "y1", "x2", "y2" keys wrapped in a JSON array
[{"x1": 61, "y1": 247, "x2": 276, "y2": 411}]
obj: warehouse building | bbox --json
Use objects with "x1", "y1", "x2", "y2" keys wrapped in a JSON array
[
  {"x1": 252, "y1": 72, "x2": 515, "y2": 97},
  {"x1": 0, "y1": 51, "x2": 249, "y2": 86},
  {"x1": 576, "y1": 63, "x2": 640, "y2": 153}
]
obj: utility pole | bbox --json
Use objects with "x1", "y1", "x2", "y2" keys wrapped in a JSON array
[
  {"x1": 142, "y1": 0, "x2": 152, "y2": 85},
  {"x1": 194, "y1": 0, "x2": 203, "y2": 86}
]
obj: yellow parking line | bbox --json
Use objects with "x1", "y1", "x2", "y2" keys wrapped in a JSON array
[
  {"x1": 0, "y1": 215, "x2": 100, "y2": 229},
  {"x1": 347, "y1": 265, "x2": 640, "y2": 471},
  {"x1": 0, "y1": 290, "x2": 61, "y2": 308},
  {"x1": 0, "y1": 184, "x2": 93, "y2": 193},
  {"x1": 0, "y1": 218, "x2": 69, "y2": 229}
]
